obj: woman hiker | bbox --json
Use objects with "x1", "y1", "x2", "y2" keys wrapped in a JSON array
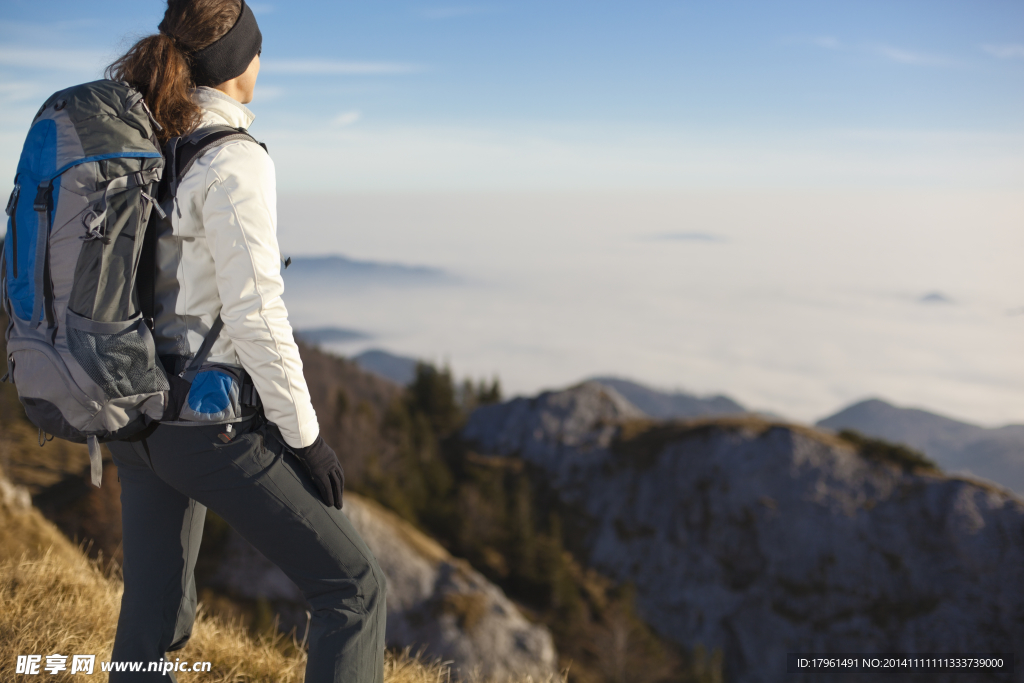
[{"x1": 104, "y1": 1, "x2": 387, "y2": 680}]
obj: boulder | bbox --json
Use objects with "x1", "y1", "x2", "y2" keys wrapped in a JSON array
[{"x1": 209, "y1": 492, "x2": 558, "y2": 680}]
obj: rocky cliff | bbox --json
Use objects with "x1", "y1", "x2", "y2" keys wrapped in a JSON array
[
  {"x1": 463, "y1": 382, "x2": 1024, "y2": 683},
  {"x1": 209, "y1": 493, "x2": 558, "y2": 680}
]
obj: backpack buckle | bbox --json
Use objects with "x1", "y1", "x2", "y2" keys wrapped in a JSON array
[{"x1": 33, "y1": 182, "x2": 51, "y2": 212}]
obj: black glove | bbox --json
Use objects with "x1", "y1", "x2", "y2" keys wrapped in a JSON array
[{"x1": 293, "y1": 435, "x2": 344, "y2": 509}]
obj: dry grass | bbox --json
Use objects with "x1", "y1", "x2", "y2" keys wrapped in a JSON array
[
  {"x1": 437, "y1": 592, "x2": 490, "y2": 634},
  {"x1": 350, "y1": 493, "x2": 452, "y2": 567},
  {"x1": 0, "y1": 412, "x2": 94, "y2": 495},
  {"x1": 0, "y1": 550, "x2": 554, "y2": 683},
  {"x1": 0, "y1": 469, "x2": 82, "y2": 567},
  {"x1": 0, "y1": 472, "x2": 560, "y2": 683},
  {"x1": 1, "y1": 487, "x2": 311, "y2": 683},
  {"x1": 0, "y1": 552, "x2": 472, "y2": 683}
]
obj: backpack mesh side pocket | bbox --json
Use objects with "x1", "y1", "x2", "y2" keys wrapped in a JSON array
[{"x1": 65, "y1": 310, "x2": 169, "y2": 399}]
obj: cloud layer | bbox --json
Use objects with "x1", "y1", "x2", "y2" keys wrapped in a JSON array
[
  {"x1": 982, "y1": 44, "x2": 1024, "y2": 59},
  {"x1": 262, "y1": 60, "x2": 424, "y2": 75},
  {"x1": 0, "y1": 46, "x2": 109, "y2": 73}
]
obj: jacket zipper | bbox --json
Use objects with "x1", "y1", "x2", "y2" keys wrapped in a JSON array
[{"x1": 5, "y1": 183, "x2": 18, "y2": 278}]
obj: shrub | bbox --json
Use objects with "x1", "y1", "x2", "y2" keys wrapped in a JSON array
[{"x1": 838, "y1": 429, "x2": 939, "y2": 473}]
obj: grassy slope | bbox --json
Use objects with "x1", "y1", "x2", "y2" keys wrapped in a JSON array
[
  {"x1": 0, "y1": 463, "x2": 297, "y2": 682},
  {"x1": 1, "y1": 468, "x2": 545, "y2": 683}
]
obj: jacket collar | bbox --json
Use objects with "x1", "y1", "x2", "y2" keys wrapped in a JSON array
[{"x1": 192, "y1": 86, "x2": 256, "y2": 130}]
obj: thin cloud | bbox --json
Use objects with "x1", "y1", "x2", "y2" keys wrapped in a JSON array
[
  {"x1": 647, "y1": 232, "x2": 727, "y2": 243},
  {"x1": 254, "y1": 85, "x2": 285, "y2": 101},
  {"x1": 419, "y1": 6, "x2": 496, "y2": 19},
  {"x1": 811, "y1": 36, "x2": 841, "y2": 50},
  {"x1": 0, "y1": 81, "x2": 46, "y2": 102},
  {"x1": 332, "y1": 110, "x2": 361, "y2": 127},
  {"x1": 248, "y1": 3, "x2": 274, "y2": 13},
  {"x1": 0, "y1": 46, "x2": 108, "y2": 72},
  {"x1": 981, "y1": 43, "x2": 1024, "y2": 59},
  {"x1": 782, "y1": 35, "x2": 843, "y2": 50},
  {"x1": 0, "y1": 19, "x2": 102, "y2": 38},
  {"x1": 869, "y1": 44, "x2": 953, "y2": 66},
  {"x1": 262, "y1": 60, "x2": 424, "y2": 75},
  {"x1": 919, "y1": 291, "x2": 954, "y2": 305},
  {"x1": 794, "y1": 37, "x2": 955, "y2": 67},
  {"x1": 833, "y1": 128, "x2": 1024, "y2": 145},
  {"x1": 256, "y1": 121, "x2": 1024, "y2": 192}
]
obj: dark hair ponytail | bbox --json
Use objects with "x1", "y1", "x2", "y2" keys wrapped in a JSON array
[{"x1": 106, "y1": 0, "x2": 241, "y2": 144}]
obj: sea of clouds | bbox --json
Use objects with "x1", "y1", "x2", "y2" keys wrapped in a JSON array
[{"x1": 279, "y1": 189, "x2": 1022, "y2": 425}]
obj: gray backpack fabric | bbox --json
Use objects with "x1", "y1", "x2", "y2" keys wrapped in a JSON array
[
  {"x1": 1, "y1": 79, "x2": 259, "y2": 486},
  {"x1": 2, "y1": 80, "x2": 167, "y2": 485}
]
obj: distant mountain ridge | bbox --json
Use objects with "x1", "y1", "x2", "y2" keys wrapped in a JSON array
[
  {"x1": 352, "y1": 349, "x2": 419, "y2": 386},
  {"x1": 817, "y1": 398, "x2": 1024, "y2": 495},
  {"x1": 294, "y1": 326, "x2": 372, "y2": 345},
  {"x1": 351, "y1": 362, "x2": 756, "y2": 414},
  {"x1": 285, "y1": 254, "x2": 457, "y2": 287},
  {"x1": 303, "y1": 333, "x2": 1024, "y2": 497},
  {"x1": 589, "y1": 376, "x2": 746, "y2": 419}
]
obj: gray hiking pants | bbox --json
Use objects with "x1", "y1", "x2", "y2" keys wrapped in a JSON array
[{"x1": 106, "y1": 417, "x2": 386, "y2": 683}]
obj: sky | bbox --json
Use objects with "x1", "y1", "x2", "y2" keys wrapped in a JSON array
[
  {"x1": 1, "y1": 1, "x2": 1022, "y2": 425},
  {"x1": 2, "y1": 0, "x2": 1023, "y2": 190}
]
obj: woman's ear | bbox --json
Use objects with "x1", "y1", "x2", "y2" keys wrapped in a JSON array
[{"x1": 213, "y1": 53, "x2": 260, "y2": 104}]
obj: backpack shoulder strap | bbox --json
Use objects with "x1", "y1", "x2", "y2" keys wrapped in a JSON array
[
  {"x1": 181, "y1": 314, "x2": 224, "y2": 382},
  {"x1": 140, "y1": 126, "x2": 268, "y2": 378},
  {"x1": 163, "y1": 125, "x2": 267, "y2": 201},
  {"x1": 177, "y1": 126, "x2": 266, "y2": 185}
]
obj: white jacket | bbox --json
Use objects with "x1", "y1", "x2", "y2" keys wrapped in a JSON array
[{"x1": 152, "y1": 87, "x2": 319, "y2": 449}]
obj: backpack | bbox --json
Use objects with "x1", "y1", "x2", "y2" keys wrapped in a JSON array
[{"x1": 2, "y1": 79, "x2": 263, "y2": 486}]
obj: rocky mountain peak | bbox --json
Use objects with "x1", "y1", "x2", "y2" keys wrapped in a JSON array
[
  {"x1": 463, "y1": 384, "x2": 1024, "y2": 683},
  {"x1": 463, "y1": 381, "x2": 644, "y2": 480},
  {"x1": 818, "y1": 397, "x2": 1024, "y2": 495}
]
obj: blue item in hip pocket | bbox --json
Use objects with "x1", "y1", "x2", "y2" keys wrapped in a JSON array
[{"x1": 181, "y1": 369, "x2": 240, "y2": 422}]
